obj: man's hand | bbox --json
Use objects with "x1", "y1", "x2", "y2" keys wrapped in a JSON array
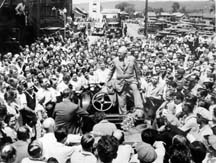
[
  {"x1": 39, "y1": 96, "x2": 45, "y2": 105},
  {"x1": 158, "y1": 125, "x2": 166, "y2": 132},
  {"x1": 116, "y1": 74, "x2": 133, "y2": 80}
]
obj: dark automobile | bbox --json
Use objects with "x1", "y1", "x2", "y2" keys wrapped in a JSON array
[
  {"x1": 92, "y1": 22, "x2": 106, "y2": 36},
  {"x1": 106, "y1": 22, "x2": 122, "y2": 38}
]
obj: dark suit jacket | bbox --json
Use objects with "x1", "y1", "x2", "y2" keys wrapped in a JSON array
[
  {"x1": 53, "y1": 98, "x2": 89, "y2": 134},
  {"x1": 108, "y1": 55, "x2": 139, "y2": 92}
]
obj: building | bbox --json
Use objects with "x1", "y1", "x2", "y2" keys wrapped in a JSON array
[
  {"x1": 188, "y1": 13, "x2": 215, "y2": 25},
  {"x1": 101, "y1": 9, "x2": 120, "y2": 21},
  {"x1": 89, "y1": 0, "x2": 101, "y2": 20},
  {"x1": 148, "y1": 12, "x2": 157, "y2": 20}
]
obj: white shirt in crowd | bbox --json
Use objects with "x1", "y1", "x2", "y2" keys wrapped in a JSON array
[
  {"x1": 95, "y1": 68, "x2": 110, "y2": 83},
  {"x1": 113, "y1": 144, "x2": 134, "y2": 163}
]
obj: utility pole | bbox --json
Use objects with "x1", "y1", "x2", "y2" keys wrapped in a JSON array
[
  {"x1": 36, "y1": 0, "x2": 40, "y2": 37},
  {"x1": 144, "y1": 0, "x2": 148, "y2": 36},
  {"x1": 68, "y1": 0, "x2": 72, "y2": 16},
  {"x1": 215, "y1": 0, "x2": 216, "y2": 32}
]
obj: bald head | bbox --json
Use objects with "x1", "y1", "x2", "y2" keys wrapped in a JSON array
[
  {"x1": 43, "y1": 118, "x2": 55, "y2": 133},
  {"x1": 118, "y1": 46, "x2": 127, "y2": 54},
  {"x1": 113, "y1": 130, "x2": 124, "y2": 144},
  {"x1": 118, "y1": 46, "x2": 127, "y2": 60}
]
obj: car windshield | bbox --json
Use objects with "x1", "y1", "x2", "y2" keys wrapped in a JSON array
[{"x1": 108, "y1": 23, "x2": 119, "y2": 27}]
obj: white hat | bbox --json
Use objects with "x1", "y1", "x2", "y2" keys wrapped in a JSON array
[
  {"x1": 196, "y1": 107, "x2": 212, "y2": 121},
  {"x1": 118, "y1": 46, "x2": 127, "y2": 53},
  {"x1": 43, "y1": 118, "x2": 55, "y2": 129}
]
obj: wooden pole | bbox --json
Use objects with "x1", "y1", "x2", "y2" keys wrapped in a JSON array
[
  {"x1": 144, "y1": 0, "x2": 148, "y2": 36},
  {"x1": 215, "y1": 0, "x2": 216, "y2": 32},
  {"x1": 71, "y1": 0, "x2": 74, "y2": 21},
  {"x1": 36, "y1": 0, "x2": 40, "y2": 37},
  {"x1": 68, "y1": 0, "x2": 72, "y2": 16}
]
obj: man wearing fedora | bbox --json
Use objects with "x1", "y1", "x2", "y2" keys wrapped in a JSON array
[{"x1": 107, "y1": 46, "x2": 143, "y2": 114}]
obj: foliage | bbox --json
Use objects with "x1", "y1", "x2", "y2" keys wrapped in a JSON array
[
  {"x1": 121, "y1": 113, "x2": 136, "y2": 131},
  {"x1": 210, "y1": 4, "x2": 215, "y2": 13},
  {"x1": 179, "y1": 6, "x2": 187, "y2": 14},
  {"x1": 115, "y1": 2, "x2": 135, "y2": 15},
  {"x1": 172, "y1": 2, "x2": 180, "y2": 12},
  {"x1": 155, "y1": 8, "x2": 164, "y2": 14}
]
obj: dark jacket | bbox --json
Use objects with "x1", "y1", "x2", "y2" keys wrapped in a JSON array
[{"x1": 53, "y1": 99, "x2": 89, "y2": 134}]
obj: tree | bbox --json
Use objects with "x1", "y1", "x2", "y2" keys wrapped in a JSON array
[
  {"x1": 115, "y1": 2, "x2": 135, "y2": 16},
  {"x1": 115, "y1": 2, "x2": 134, "y2": 12},
  {"x1": 155, "y1": 8, "x2": 164, "y2": 14},
  {"x1": 180, "y1": 6, "x2": 187, "y2": 14},
  {"x1": 125, "y1": 6, "x2": 135, "y2": 15},
  {"x1": 172, "y1": 2, "x2": 180, "y2": 12}
]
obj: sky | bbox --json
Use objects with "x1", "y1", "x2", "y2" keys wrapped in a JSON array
[{"x1": 73, "y1": 0, "x2": 209, "y2": 4}]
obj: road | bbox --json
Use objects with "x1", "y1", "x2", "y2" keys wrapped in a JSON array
[{"x1": 126, "y1": 23, "x2": 144, "y2": 38}]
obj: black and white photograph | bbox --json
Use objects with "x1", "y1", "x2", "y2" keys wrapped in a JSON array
[{"x1": 0, "y1": 0, "x2": 216, "y2": 163}]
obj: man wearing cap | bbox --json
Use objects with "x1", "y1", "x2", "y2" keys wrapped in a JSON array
[
  {"x1": 107, "y1": 46, "x2": 143, "y2": 114},
  {"x1": 190, "y1": 107, "x2": 213, "y2": 142},
  {"x1": 130, "y1": 142, "x2": 157, "y2": 163}
]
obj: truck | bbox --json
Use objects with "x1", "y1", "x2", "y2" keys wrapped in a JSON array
[{"x1": 101, "y1": 9, "x2": 123, "y2": 38}]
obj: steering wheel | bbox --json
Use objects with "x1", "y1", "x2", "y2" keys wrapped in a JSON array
[{"x1": 92, "y1": 92, "x2": 113, "y2": 112}]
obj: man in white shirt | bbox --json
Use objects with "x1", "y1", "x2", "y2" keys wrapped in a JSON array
[
  {"x1": 190, "y1": 107, "x2": 213, "y2": 142},
  {"x1": 39, "y1": 118, "x2": 57, "y2": 158},
  {"x1": 95, "y1": 62, "x2": 110, "y2": 84},
  {"x1": 113, "y1": 130, "x2": 134, "y2": 163},
  {"x1": 70, "y1": 133, "x2": 97, "y2": 163},
  {"x1": 88, "y1": 67, "x2": 98, "y2": 84},
  {"x1": 57, "y1": 74, "x2": 70, "y2": 93},
  {"x1": 173, "y1": 92, "x2": 184, "y2": 116},
  {"x1": 70, "y1": 73, "x2": 83, "y2": 91},
  {"x1": 15, "y1": 0, "x2": 26, "y2": 27},
  {"x1": 50, "y1": 127, "x2": 78, "y2": 163},
  {"x1": 36, "y1": 78, "x2": 56, "y2": 107}
]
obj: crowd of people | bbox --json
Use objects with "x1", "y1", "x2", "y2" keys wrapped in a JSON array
[{"x1": 0, "y1": 26, "x2": 216, "y2": 163}]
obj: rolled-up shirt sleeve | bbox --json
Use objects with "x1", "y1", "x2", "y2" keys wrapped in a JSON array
[{"x1": 20, "y1": 93, "x2": 27, "y2": 108}]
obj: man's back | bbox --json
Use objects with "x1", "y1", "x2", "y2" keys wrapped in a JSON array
[
  {"x1": 92, "y1": 120, "x2": 117, "y2": 136},
  {"x1": 53, "y1": 99, "x2": 78, "y2": 128},
  {"x1": 113, "y1": 144, "x2": 134, "y2": 163},
  {"x1": 39, "y1": 133, "x2": 57, "y2": 158},
  {"x1": 45, "y1": 141, "x2": 76, "y2": 163},
  {"x1": 53, "y1": 99, "x2": 88, "y2": 133},
  {"x1": 70, "y1": 149, "x2": 97, "y2": 163}
]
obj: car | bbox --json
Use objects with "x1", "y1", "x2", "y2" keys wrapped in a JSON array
[
  {"x1": 92, "y1": 22, "x2": 106, "y2": 36},
  {"x1": 106, "y1": 21, "x2": 123, "y2": 38},
  {"x1": 199, "y1": 35, "x2": 212, "y2": 44}
]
